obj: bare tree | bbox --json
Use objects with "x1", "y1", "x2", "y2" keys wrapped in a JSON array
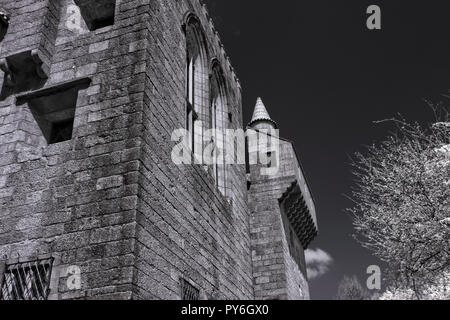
[
  {"x1": 335, "y1": 275, "x2": 369, "y2": 300},
  {"x1": 348, "y1": 105, "x2": 449, "y2": 299}
]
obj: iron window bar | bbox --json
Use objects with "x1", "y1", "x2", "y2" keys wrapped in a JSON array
[{"x1": 0, "y1": 257, "x2": 54, "y2": 300}]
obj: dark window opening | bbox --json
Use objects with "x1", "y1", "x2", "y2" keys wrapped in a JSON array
[
  {"x1": 74, "y1": 0, "x2": 116, "y2": 31},
  {"x1": 181, "y1": 279, "x2": 200, "y2": 301},
  {"x1": 0, "y1": 257, "x2": 54, "y2": 300},
  {"x1": 245, "y1": 136, "x2": 250, "y2": 174},
  {"x1": 228, "y1": 112, "x2": 233, "y2": 123},
  {"x1": 49, "y1": 118, "x2": 74, "y2": 144},
  {"x1": 91, "y1": 16, "x2": 115, "y2": 30},
  {"x1": 16, "y1": 78, "x2": 91, "y2": 145},
  {"x1": 267, "y1": 151, "x2": 277, "y2": 168}
]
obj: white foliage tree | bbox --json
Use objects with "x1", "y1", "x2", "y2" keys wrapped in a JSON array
[
  {"x1": 380, "y1": 272, "x2": 450, "y2": 300},
  {"x1": 349, "y1": 106, "x2": 449, "y2": 299}
]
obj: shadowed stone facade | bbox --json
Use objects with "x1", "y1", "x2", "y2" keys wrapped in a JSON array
[{"x1": 0, "y1": 0, "x2": 317, "y2": 300}]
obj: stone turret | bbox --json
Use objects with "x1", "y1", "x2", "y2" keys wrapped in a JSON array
[
  {"x1": 248, "y1": 97, "x2": 278, "y2": 130},
  {"x1": 247, "y1": 96, "x2": 317, "y2": 300}
]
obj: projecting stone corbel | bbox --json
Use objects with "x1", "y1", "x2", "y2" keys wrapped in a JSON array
[
  {"x1": 0, "y1": 50, "x2": 49, "y2": 99},
  {"x1": 0, "y1": 50, "x2": 48, "y2": 87},
  {"x1": 0, "y1": 57, "x2": 14, "y2": 86},
  {"x1": 0, "y1": 8, "x2": 10, "y2": 42},
  {"x1": 31, "y1": 49, "x2": 48, "y2": 80}
]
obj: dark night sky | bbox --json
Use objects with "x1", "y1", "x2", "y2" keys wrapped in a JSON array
[{"x1": 205, "y1": 0, "x2": 450, "y2": 299}]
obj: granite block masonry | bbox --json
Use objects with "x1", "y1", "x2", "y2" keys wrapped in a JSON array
[{"x1": 0, "y1": 0, "x2": 318, "y2": 300}]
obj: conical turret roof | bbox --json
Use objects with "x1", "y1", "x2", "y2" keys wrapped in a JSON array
[{"x1": 248, "y1": 97, "x2": 277, "y2": 128}]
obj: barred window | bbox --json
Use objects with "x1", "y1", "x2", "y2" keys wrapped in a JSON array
[
  {"x1": 0, "y1": 257, "x2": 54, "y2": 300},
  {"x1": 181, "y1": 279, "x2": 199, "y2": 301}
]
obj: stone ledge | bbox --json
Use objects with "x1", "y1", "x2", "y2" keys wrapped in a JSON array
[{"x1": 15, "y1": 77, "x2": 91, "y2": 105}]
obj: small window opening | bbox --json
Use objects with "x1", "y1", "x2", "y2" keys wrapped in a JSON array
[
  {"x1": 74, "y1": 0, "x2": 116, "y2": 31},
  {"x1": 91, "y1": 16, "x2": 115, "y2": 30},
  {"x1": 267, "y1": 151, "x2": 277, "y2": 168},
  {"x1": 49, "y1": 118, "x2": 74, "y2": 144},
  {"x1": 16, "y1": 78, "x2": 91, "y2": 145}
]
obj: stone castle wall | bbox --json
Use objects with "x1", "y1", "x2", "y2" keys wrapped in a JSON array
[
  {"x1": 134, "y1": 0, "x2": 252, "y2": 299},
  {"x1": 0, "y1": 0, "x2": 316, "y2": 301},
  {"x1": 0, "y1": 0, "x2": 252, "y2": 300}
]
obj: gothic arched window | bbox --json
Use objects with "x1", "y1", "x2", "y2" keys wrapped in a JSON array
[
  {"x1": 184, "y1": 15, "x2": 209, "y2": 159},
  {"x1": 210, "y1": 61, "x2": 230, "y2": 196}
]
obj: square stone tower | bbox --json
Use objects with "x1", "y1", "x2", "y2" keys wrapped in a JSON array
[
  {"x1": 0, "y1": 0, "x2": 253, "y2": 300},
  {"x1": 0, "y1": 0, "x2": 317, "y2": 300}
]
